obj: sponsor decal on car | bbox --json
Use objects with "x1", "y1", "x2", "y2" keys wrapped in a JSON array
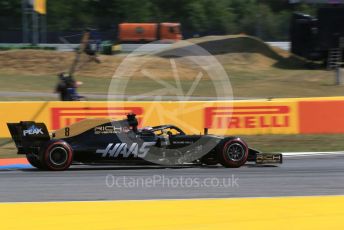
[
  {"x1": 171, "y1": 140, "x2": 194, "y2": 144},
  {"x1": 23, "y1": 125, "x2": 43, "y2": 136},
  {"x1": 96, "y1": 142, "x2": 155, "y2": 158},
  {"x1": 94, "y1": 126, "x2": 123, "y2": 134}
]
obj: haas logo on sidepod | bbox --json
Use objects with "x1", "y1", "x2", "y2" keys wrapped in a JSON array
[{"x1": 96, "y1": 142, "x2": 155, "y2": 158}]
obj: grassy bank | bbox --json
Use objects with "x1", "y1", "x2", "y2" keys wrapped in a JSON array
[
  {"x1": 0, "y1": 69, "x2": 342, "y2": 101},
  {"x1": 1, "y1": 35, "x2": 344, "y2": 100}
]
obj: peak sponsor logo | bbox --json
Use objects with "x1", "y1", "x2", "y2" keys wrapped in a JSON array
[
  {"x1": 96, "y1": 142, "x2": 155, "y2": 158},
  {"x1": 23, "y1": 125, "x2": 43, "y2": 136},
  {"x1": 204, "y1": 106, "x2": 293, "y2": 130},
  {"x1": 51, "y1": 107, "x2": 143, "y2": 130}
]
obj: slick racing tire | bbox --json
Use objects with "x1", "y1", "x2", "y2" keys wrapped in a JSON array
[
  {"x1": 218, "y1": 138, "x2": 249, "y2": 168},
  {"x1": 39, "y1": 140, "x2": 73, "y2": 171},
  {"x1": 26, "y1": 153, "x2": 45, "y2": 170}
]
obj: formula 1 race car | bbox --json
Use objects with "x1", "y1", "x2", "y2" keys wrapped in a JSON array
[{"x1": 7, "y1": 114, "x2": 282, "y2": 171}]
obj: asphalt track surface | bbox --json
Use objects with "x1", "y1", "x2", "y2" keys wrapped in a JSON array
[{"x1": 1, "y1": 155, "x2": 344, "y2": 202}]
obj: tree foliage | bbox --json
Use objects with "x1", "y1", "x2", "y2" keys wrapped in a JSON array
[{"x1": 0, "y1": 0, "x2": 319, "y2": 40}]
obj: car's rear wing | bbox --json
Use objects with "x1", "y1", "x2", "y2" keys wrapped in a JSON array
[{"x1": 7, "y1": 122, "x2": 50, "y2": 154}]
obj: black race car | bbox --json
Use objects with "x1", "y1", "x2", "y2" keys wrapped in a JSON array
[{"x1": 7, "y1": 114, "x2": 282, "y2": 171}]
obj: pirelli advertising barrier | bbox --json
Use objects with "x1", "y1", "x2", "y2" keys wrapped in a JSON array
[{"x1": 0, "y1": 97, "x2": 343, "y2": 137}]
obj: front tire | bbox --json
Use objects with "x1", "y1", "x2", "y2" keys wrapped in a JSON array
[
  {"x1": 39, "y1": 140, "x2": 73, "y2": 171},
  {"x1": 218, "y1": 138, "x2": 249, "y2": 168}
]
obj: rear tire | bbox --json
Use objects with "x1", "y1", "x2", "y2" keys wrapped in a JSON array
[
  {"x1": 218, "y1": 138, "x2": 248, "y2": 168},
  {"x1": 39, "y1": 140, "x2": 73, "y2": 171},
  {"x1": 26, "y1": 153, "x2": 44, "y2": 170}
]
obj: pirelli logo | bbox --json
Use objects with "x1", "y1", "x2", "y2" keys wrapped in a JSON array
[
  {"x1": 51, "y1": 107, "x2": 143, "y2": 130},
  {"x1": 204, "y1": 105, "x2": 295, "y2": 131}
]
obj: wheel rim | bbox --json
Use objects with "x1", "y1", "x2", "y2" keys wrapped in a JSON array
[
  {"x1": 49, "y1": 146, "x2": 68, "y2": 166},
  {"x1": 225, "y1": 143, "x2": 245, "y2": 162}
]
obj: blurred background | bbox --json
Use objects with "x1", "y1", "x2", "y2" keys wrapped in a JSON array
[
  {"x1": 0, "y1": 0, "x2": 343, "y2": 101},
  {"x1": 0, "y1": 0, "x2": 318, "y2": 42},
  {"x1": 1, "y1": 0, "x2": 344, "y2": 155}
]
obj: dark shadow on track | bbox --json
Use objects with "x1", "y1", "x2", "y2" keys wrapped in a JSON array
[{"x1": 14, "y1": 163, "x2": 279, "y2": 172}]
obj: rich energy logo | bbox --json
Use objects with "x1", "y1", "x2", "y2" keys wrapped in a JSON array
[
  {"x1": 204, "y1": 106, "x2": 291, "y2": 129},
  {"x1": 96, "y1": 142, "x2": 155, "y2": 158},
  {"x1": 94, "y1": 126, "x2": 130, "y2": 134},
  {"x1": 23, "y1": 125, "x2": 43, "y2": 136}
]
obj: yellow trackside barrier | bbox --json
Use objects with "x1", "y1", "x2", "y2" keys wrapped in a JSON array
[
  {"x1": 4, "y1": 96, "x2": 344, "y2": 138},
  {"x1": 0, "y1": 100, "x2": 299, "y2": 138}
]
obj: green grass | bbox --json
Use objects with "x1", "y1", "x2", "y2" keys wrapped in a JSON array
[
  {"x1": 1, "y1": 134, "x2": 344, "y2": 159},
  {"x1": 227, "y1": 68, "x2": 344, "y2": 99},
  {"x1": 242, "y1": 134, "x2": 344, "y2": 152},
  {"x1": 0, "y1": 73, "x2": 220, "y2": 99},
  {"x1": 0, "y1": 139, "x2": 18, "y2": 159},
  {"x1": 0, "y1": 74, "x2": 110, "y2": 93},
  {"x1": 0, "y1": 69, "x2": 343, "y2": 101}
]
